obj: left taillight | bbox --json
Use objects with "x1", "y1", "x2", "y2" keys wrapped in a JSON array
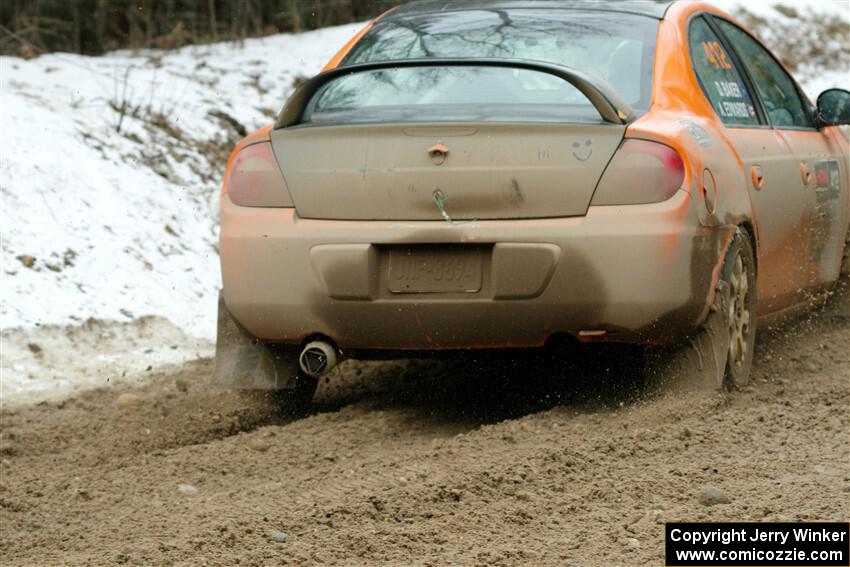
[{"x1": 223, "y1": 141, "x2": 294, "y2": 207}]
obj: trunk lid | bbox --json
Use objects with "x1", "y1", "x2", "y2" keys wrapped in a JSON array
[{"x1": 270, "y1": 122, "x2": 625, "y2": 221}]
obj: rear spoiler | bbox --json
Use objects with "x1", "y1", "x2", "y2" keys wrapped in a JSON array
[{"x1": 275, "y1": 58, "x2": 636, "y2": 128}]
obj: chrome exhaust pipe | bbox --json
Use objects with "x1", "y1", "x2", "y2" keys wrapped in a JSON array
[{"x1": 299, "y1": 340, "x2": 339, "y2": 377}]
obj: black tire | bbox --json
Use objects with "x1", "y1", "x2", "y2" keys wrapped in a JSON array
[
  {"x1": 235, "y1": 343, "x2": 318, "y2": 417},
  {"x1": 270, "y1": 373, "x2": 319, "y2": 417},
  {"x1": 841, "y1": 226, "x2": 850, "y2": 279},
  {"x1": 720, "y1": 228, "x2": 757, "y2": 388},
  {"x1": 265, "y1": 342, "x2": 318, "y2": 415},
  {"x1": 642, "y1": 227, "x2": 757, "y2": 393},
  {"x1": 240, "y1": 373, "x2": 318, "y2": 418}
]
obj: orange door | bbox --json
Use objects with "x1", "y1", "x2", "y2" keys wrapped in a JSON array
[
  {"x1": 714, "y1": 17, "x2": 849, "y2": 290},
  {"x1": 731, "y1": 131, "x2": 813, "y2": 312}
]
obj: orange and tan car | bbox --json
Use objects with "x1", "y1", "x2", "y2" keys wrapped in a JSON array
[{"x1": 216, "y1": 0, "x2": 850, "y2": 405}]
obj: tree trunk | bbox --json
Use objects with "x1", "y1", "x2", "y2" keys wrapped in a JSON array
[{"x1": 208, "y1": 0, "x2": 217, "y2": 41}]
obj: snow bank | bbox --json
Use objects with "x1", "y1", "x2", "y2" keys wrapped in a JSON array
[
  {"x1": 1, "y1": 22, "x2": 365, "y2": 404},
  {"x1": 1, "y1": 317, "x2": 210, "y2": 405},
  {"x1": 1, "y1": 22, "x2": 365, "y2": 340}
]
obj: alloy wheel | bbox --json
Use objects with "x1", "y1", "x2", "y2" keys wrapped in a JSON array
[{"x1": 727, "y1": 250, "x2": 751, "y2": 371}]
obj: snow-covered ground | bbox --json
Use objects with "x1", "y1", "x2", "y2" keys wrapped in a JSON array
[
  {"x1": 1, "y1": 22, "x2": 365, "y2": 339},
  {"x1": 1, "y1": 4, "x2": 848, "y2": 404},
  {"x1": 1, "y1": 22, "x2": 364, "y2": 403}
]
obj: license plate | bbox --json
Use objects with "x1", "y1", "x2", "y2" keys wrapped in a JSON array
[{"x1": 388, "y1": 247, "x2": 483, "y2": 294}]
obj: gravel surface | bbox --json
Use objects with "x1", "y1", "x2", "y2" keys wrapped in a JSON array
[{"x1": 1, "y1": 289, "x2": 848, "y2": 566}]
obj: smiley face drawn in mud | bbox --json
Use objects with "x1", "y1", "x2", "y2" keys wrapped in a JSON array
[{"x1": 572, "y1": 139, "x2": 593, "y2": 161}]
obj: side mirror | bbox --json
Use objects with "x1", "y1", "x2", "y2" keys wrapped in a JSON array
[{"x1": 816, "y1": 88, "x2": 850, "y2": 127}]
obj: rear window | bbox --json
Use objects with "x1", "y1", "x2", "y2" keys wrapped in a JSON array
[
  {"x1": 305, "y1": 66, "x2": 606, "y2": 124},
  {"x1": 335, "y1": 9, "x2": 658, "y2": 117}
]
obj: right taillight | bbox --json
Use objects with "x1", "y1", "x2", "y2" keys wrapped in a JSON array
[
  {"x1": 591, "y1": 139, "x2": 685, "y2": 206},
  {"x1": 223, "y1": 141, "x2": 293, "y2": 207}
]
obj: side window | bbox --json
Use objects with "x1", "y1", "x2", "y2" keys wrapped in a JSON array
[
  {"x1": 715, "y1": 20, "x2": 812, "y2": 129},
  {"x1": 688, "y1": 17, "x2": 760, "y2": 127}
]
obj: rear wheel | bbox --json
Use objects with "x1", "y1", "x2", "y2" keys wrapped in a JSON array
[
  {"x1": 238, "y1": 370, "x2": 318, "y2": 418},
  {"x1": 644, "y1": 227, "x2": 756, "y2": 392},
  {"x1": 722, "y1": 228, "x2": 757, "y2": 388},
  {"x1": 835, "y1": 226, "x2": 850, "y2": 318},
  {"x1": 239, "y1": 344, "x2": 319, "y2": 417},
  {"x1": 264, "y1": 372, "x2": 319, "y2": 417},
  {"x1": 216, "y1": 294, "x2": 318, "y2": 416}
]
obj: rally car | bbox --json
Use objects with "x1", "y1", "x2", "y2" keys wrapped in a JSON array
[{"x1": 215, "y1": 0, "x2": 850, "y2": 406}]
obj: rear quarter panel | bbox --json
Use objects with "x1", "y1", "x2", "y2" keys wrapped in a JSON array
[
  {"x1": 620, "y1": 2, "x2": 759, "y2": 319},
  {"x1": 639, "y1": 2, "x2": 756, "y2": 230}
]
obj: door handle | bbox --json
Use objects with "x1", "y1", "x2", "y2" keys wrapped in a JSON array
[{"x1": 751, "y1": 165, "x2": 765, "y2": 190}]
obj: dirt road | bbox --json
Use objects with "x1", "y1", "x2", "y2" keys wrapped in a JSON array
[{"x1": 2, "y1": 291, "x2": 848, "y2": 566}]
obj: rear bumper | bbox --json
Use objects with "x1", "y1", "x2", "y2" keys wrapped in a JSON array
[{"x1": 220, "y1": 191, "x2": 733, "y2": 349}]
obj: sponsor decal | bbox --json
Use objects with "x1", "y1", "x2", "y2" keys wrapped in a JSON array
[
  {"x1": 681, "y1": 119, "x2": 713, "y2": 148},
  {"x1": 702, "y1": 41, "x2": 733, "y2": 69}
]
